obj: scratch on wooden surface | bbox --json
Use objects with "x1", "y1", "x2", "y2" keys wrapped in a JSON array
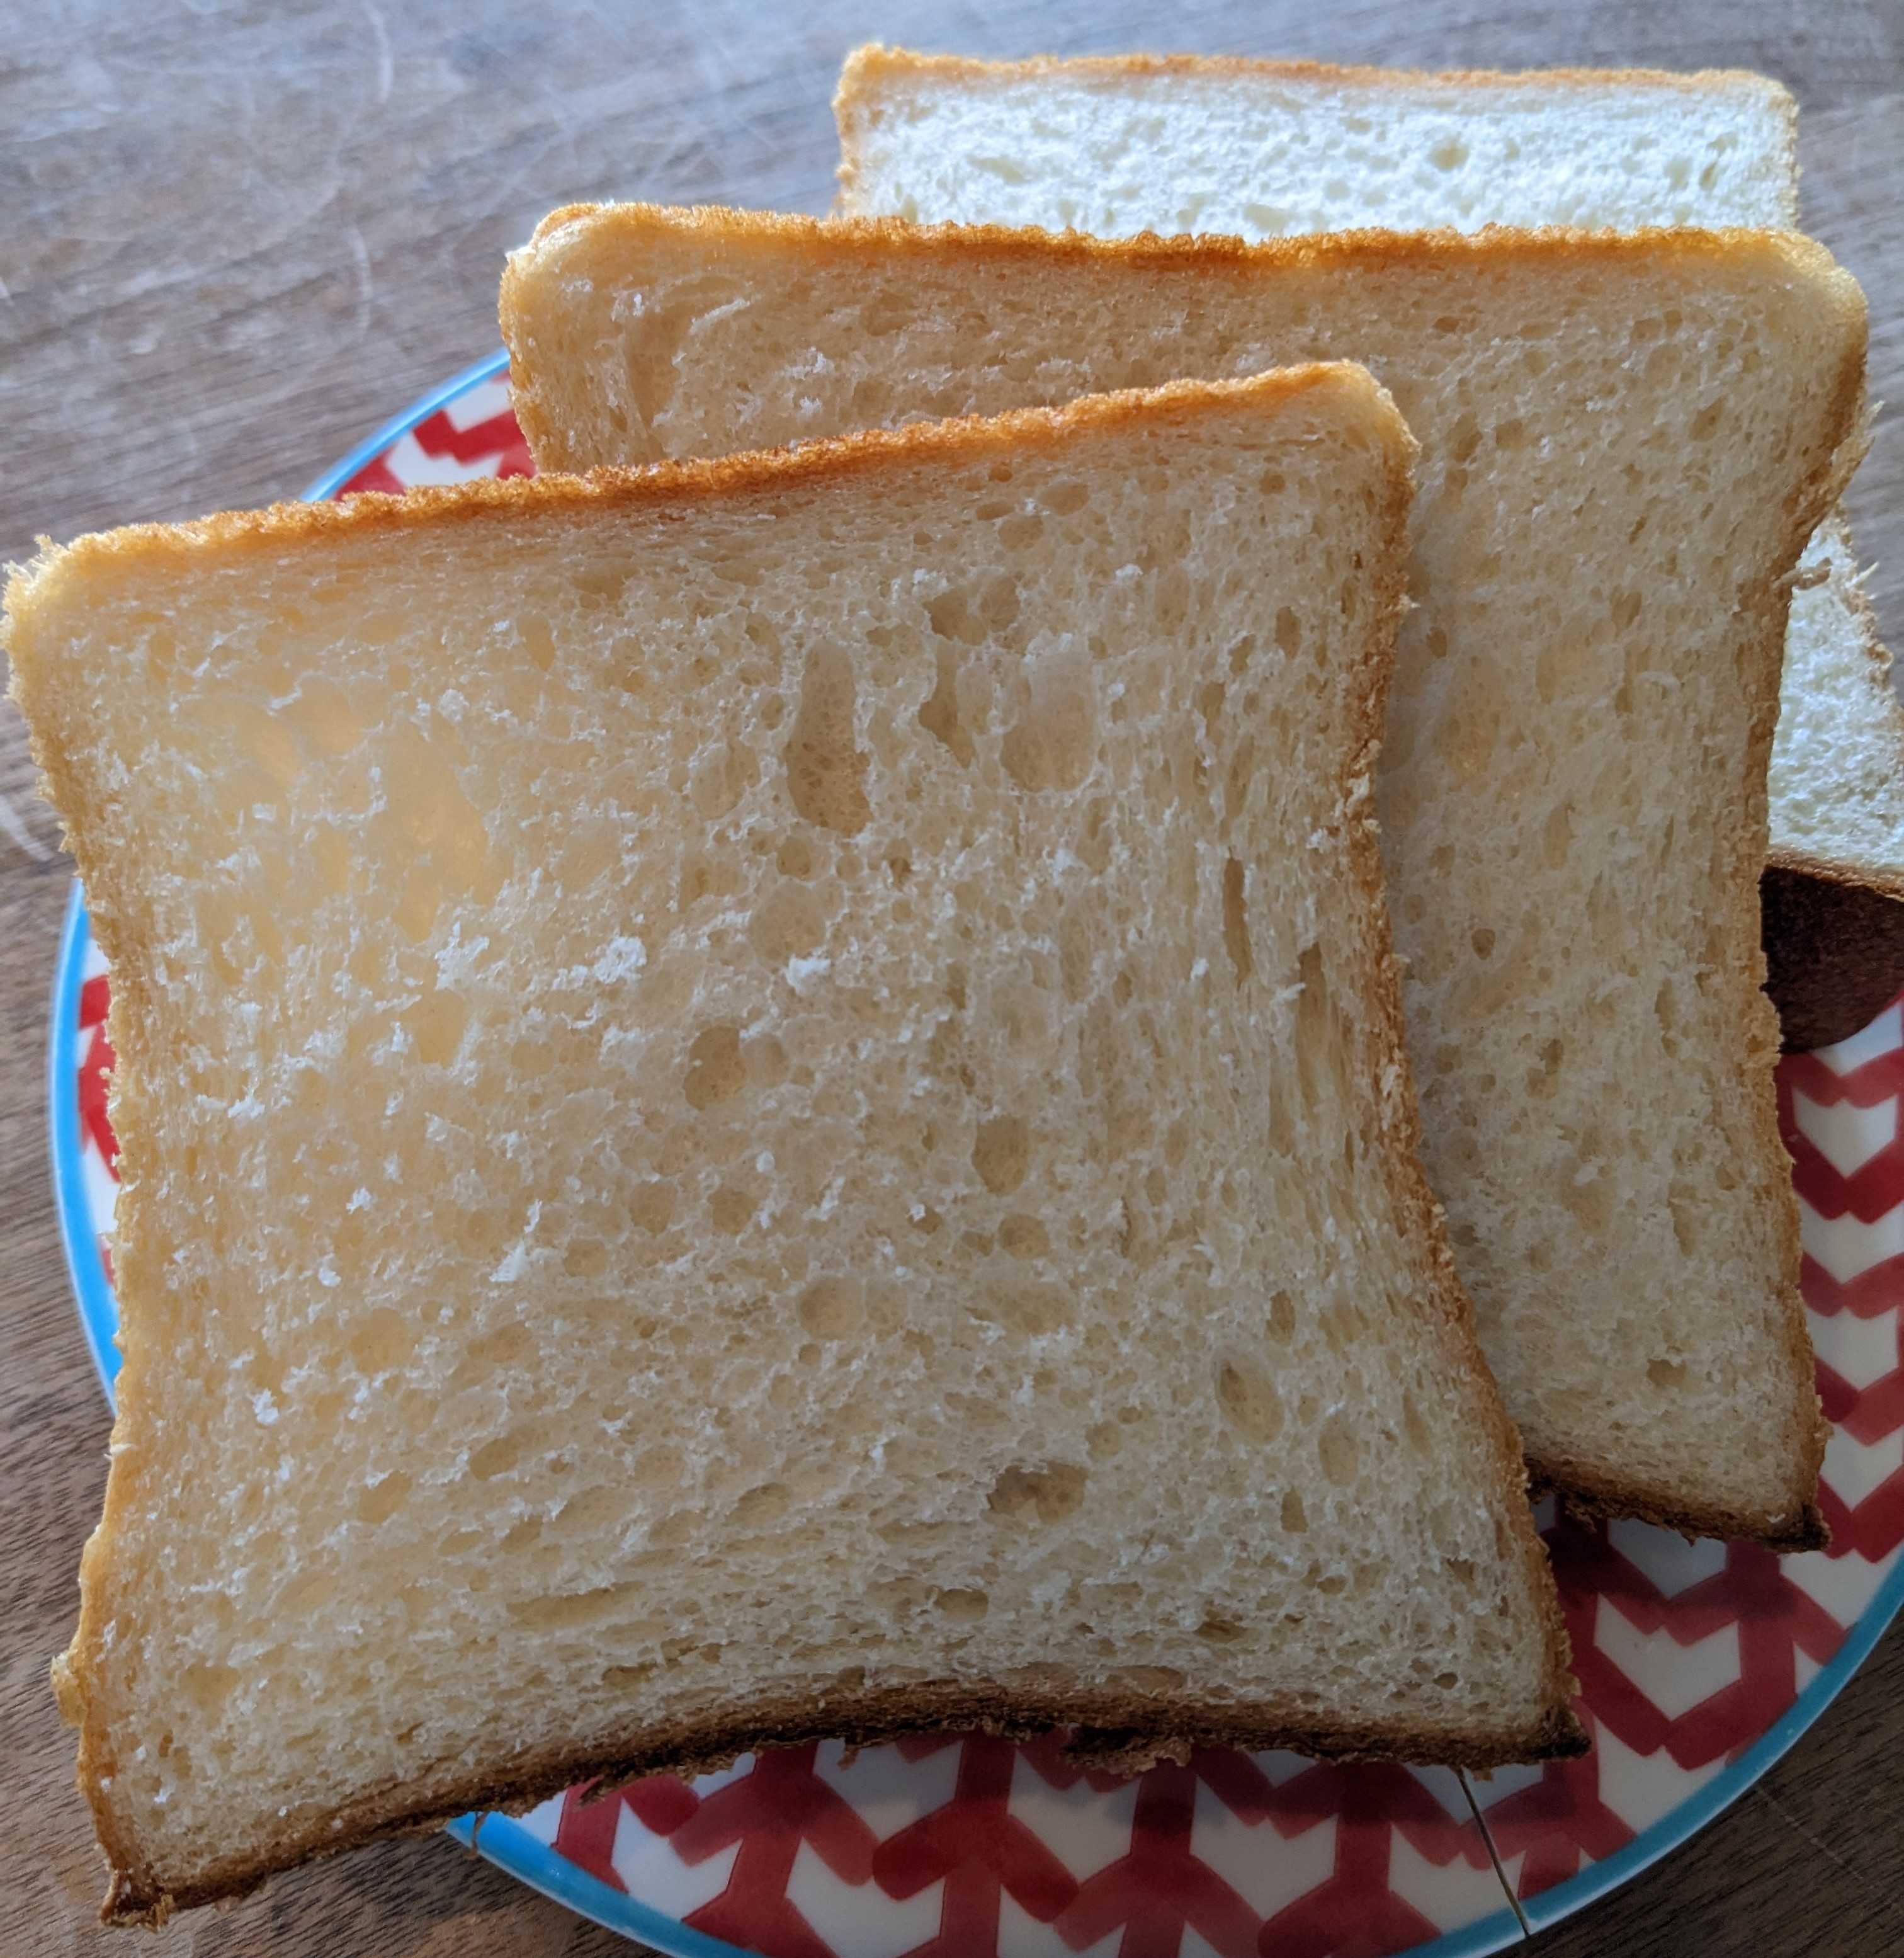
[
  {"x1": 1751, "y1": 1784, "x2": 1904, "y2": 1936},
  {"x1": 347, "y1": 223, "x2": 374, "y2": 338},
  {"x1": 0, "y1": 787, "x2": 54, "y2": 865},
  {"x1": 360, "y1": 0, "x2": 394, "y2": 106}
]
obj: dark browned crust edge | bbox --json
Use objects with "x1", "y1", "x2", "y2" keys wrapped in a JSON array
[
  {"x1": 1528, "y1": 1458, "x2": 1829, "y2": 1554},
  {"x1": 1763, "y1": 855, "x2": 1904, "y2": 1052},
  {"x1": 97, "y1": 1678, "x2": 1590, "y2": 1927},
  {"x1": 1760, "y1": 521, "x2": 1904, "y2": 1049}
]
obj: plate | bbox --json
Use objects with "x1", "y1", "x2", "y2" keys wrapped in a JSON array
[{"x1": 49, "y1": 356, "x2": 1904, "y2": 1958}]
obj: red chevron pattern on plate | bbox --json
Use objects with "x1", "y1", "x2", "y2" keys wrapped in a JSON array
[{"x1": 52, "y1": 364, "x2": 1904, "y2": 1958}]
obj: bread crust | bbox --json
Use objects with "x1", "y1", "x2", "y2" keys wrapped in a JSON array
[
  {"x1": 1763, "y1": 857, "x2": 1904, "y2": 1053},
  {"x1": 832, "y1": 45, "x2": 1799, "y2": 227},
  {"x1": 12, "y1": 365, "x2": 1584, "y2": 1925},
  {"x1": 502, "y1": 204, "x2": 1863, "y2": 486},
  {"x1": 1529, "y1": 1462, "x2": 1827, "y2": 1553},
  {"x1": 9, "y1": 363, "x2": 1368, "y2": 597},
  {"x1": 96, "y1": 1676, "x2": 1590, "y2": 1927}
]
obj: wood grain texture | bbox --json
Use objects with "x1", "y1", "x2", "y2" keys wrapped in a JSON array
[{"x1": 1, "y1": 4, "x2": 1898, "y2": 1954}]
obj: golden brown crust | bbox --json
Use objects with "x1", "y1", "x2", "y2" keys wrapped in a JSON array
[
  {"x1": 7, "y1": 366, "x2": 1354, "y2": 595},
  {"x1": 503, "y1": 204, "x2": 1861, "y2": 482},
  {"x1": 8, "y1": 365, "x2": 1366, "y2": 601},
  {"x1": 832, "y1": 46, "x2": 1799, "y2": 226},
  {"x1": 514, "y1": 196, "x2": 1849, "y2": 285},
  {"x1": 98, "y1": 1674, "x2": 1589, "y2": 1925}
]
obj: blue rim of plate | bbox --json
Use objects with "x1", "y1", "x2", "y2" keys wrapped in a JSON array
[{"x1": 47, "y1": 358, "x2": 1904, "y2": 1958}]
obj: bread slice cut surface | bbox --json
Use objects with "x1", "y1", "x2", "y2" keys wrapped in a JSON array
[
  {"x1": 833, "y1": 43, "x2": 1904, "y2": 1044},
  {"x1": 832, "y1": 45, "x2": 1800, "y2": 236},
  {"x1": 500, "y1": 208, "x2": 1867, "y2": 1545},
  {"x1": 10, "y1": 369, "x2": 1580, "y2": 1925}
]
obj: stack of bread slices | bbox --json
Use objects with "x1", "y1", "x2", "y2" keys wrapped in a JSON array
[{"x1": 7, "y1": 42, "x2": 1882, "y2": 1931}]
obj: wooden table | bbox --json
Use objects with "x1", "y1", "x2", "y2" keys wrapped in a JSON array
[{"x1": 3, "y1": 4, "x2": 1900, "y2": 1954}]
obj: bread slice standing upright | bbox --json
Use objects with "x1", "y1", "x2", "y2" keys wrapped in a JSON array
[
  {"x1": 13, "y1": 370, "x2": 1582, "y2": 1925},
  {"x1": 833, "y1": 44, "x2": 1904, "y2": 1047},
  {"x1": 502, "y1": 207, "x2": 1867, "y2": 1544}
]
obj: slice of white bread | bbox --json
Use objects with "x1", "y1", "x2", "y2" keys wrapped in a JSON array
[
  {"x1": 500, "y1": 208, "x2": 1867, "y2": 1544},
  {"x1": 833, "y1": 47, "x2": 1801, "y2": 235},
  {"x1": 833, "y1": 45, "x2": 1904, "y2": 1048},
  {"x1": 10, "y1": 370, "x2": 1584, "y2": 1925}
]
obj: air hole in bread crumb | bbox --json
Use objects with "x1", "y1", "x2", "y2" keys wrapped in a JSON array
[
  {"x1": 402, "y1": 989, "x2": 468, "y2": 1067},
  {"x1": 936, "y1": 1587, "x2": 989, "y2": 1622},
  {"x1": 988, "y1": 1462, "x2": 1087, "y2": 1525},
  {"x1": 786, "y1": 642, "x2": 871, "y2": 834},
  {"x1": 1402, "y1": 1395, "x2": 1434, "y2": 1460},
  {"x1": 710, "y1": 1185, "x2": 755, "y2": 1235},
  {"x1": 1281, "y1": 1489, "x2": 1308, "y2": 1534},
  {"x1": 1318, "y1": 1416, "x2": 1359, "y2": 1488},
  {"x1": 470, "y1": 1428, "x2": 528, "y2": 1480},
  {"x1": 927, "y1": 588, "x2": 988, "y2": 647},
  {"x1": 999, "y1": 1214, "x2": 1050, "y2": 1260},
  {"x1": 1216, "y1": 1360, "x2": 1283, "y2": 1445},
  {"x1": 1543, "y1": 802, "x2": 1573, "y2": 871},
  {"x1": 1266, "y1": 1290, "x2": 1297, "y2": 1344},
  {"x1": 917, "y1": 641, "x2": 974, "y2": 766},
  {"x1": 1221, "y1": 856, "x2": 1254, "y2": 984},
  {"x1": 574, "y1": 563, "x2": 631, "y2": 610},
  {"x1": 1471, "y1": 928, "x2": 1495, "y2": 960},
  {"x1": 630, "y1": 1444, "x2": 684, "y2": 1491},
  {"x1": 684, "y1": 1025, "x2": 744, "y2": 1109},
  {"x1": 733, "y1": 1482, "x2": 790, "y2": 1527},
  {"x1": 356, "y1": 1471, "x2": 411, "y2": 1525},
  {"x1": 628, "y1": 1181, "x2": 675, "y2": 1235},
  {"x1": 797, "y1": 1277, "x2": 864, "y2": 1341},
  {"x1": 973, "y1": 1115, "x2": 1030, "y2": 1195},
  {"x1": 975, "y1": 1282, "x2": 1072, "y2": 1338}
]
